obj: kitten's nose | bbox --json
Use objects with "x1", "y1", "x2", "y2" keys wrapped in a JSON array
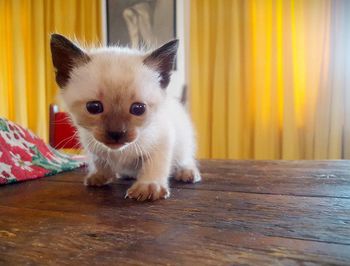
[{"x1": 107, "y1": 131, "x2": 126, "y2": 142}]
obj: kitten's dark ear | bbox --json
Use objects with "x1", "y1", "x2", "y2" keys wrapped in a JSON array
[
  {"x1": 50, "y1": 33, "x2": 90, "y2": 88},
  {"x1": 143, "y1": 39, "x2": 179, "y2": 89}
]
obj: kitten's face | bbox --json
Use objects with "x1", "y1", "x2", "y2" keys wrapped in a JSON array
[{"x1": 50, "y1": 34, "x2": 178, "y2": 149}]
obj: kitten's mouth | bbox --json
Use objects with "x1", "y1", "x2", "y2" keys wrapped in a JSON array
[
  {"x1": 93, "y1": 130, "x2": 138, "y2": 150},
  {"x1": 104, "y1": 142, "x2": 125, "y2": 149},
  {"x1": 104, "y1": 141, "x2": 133, "y2": 150}
]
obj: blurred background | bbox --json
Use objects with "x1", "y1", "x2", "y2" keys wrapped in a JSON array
[{"x1": 1, "y1": 0, "x2": 350, "y2": 160}]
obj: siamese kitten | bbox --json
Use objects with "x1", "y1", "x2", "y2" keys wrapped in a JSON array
[{"x1": 50, "y1": 34, "x2": 201, "y2": 201}]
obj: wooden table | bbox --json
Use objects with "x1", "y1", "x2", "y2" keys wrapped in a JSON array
[{"x1": 0, "y1": 160, "x2": 350, "y2": 265}]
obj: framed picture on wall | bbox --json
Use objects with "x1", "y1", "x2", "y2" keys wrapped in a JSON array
[{"x1": 106, "y1": 0, "x2": 176, "y2": 48}]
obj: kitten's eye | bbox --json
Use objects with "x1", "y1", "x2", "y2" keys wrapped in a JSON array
[
  {"x1": 86, "y1": 101, "x2": 104, "y2": 114},
  {"x1": 130, "y1": 102, "x2": 146, "y2": 116}
]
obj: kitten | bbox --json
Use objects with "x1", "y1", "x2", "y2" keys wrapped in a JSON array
[{"x1": 50, "y1": 34, "x2": 201, "y2": 201}]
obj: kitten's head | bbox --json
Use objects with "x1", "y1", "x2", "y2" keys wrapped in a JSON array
[{"x1": 50, "y1": 34, "x2": 178, "y2": 150}]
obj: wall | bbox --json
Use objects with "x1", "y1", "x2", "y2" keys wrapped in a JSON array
[{"x1": 101, "y1": 0, "x2": 189, "y2": 100}]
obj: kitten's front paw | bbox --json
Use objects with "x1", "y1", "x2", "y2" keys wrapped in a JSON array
[
  {"x1": 174, "y1": 166, "x2": 201, "y2": 183},
  {"x1": 84, "y1": 174, "x2": 113, "y2": 187},
  {"x1": 126, "y1": 181, "x2": 170, "y2": 201}
]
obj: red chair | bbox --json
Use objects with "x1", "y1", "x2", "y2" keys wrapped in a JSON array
[{"x1": 49, "y1": 104, "x2": 81, "y2": 149}]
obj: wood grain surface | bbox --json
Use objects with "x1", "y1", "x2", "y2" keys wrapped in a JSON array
[{"x1": 0, "y1": 160, "x2": 350, "y2": 265}]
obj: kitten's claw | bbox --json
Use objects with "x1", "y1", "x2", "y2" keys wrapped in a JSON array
[
  {"x1": 174, "y1": 166, "x2": 201, "y2": 183},
  {"x1": 126, "y1": 181, "x2": 170, "y2": 201},
  {"x1": 84, "y1": 174, "x2": 113, "y2": 187}
]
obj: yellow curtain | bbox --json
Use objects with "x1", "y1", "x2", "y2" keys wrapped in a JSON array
[
  {"x1": 190, "y1": 0, "x2": 350, "y2": 159},
  {"x1": 0, "y1": 0, "x2": 102, "y2": 141}
]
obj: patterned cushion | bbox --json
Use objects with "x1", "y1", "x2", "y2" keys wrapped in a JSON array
[{"x1": 0, "y1": 117, "x2": 85, "y2": 185}]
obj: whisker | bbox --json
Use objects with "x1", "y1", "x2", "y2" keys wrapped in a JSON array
[
  {"x1": 52, "y1": 117, "x2": 72, "y2": 124},
  {"x1": 136, "y1": 143, "x2": 144, "y2": 169},
  {"x1": 133, "y1": 143, "x2": 140, "y2": 169},
  {"x1": 53, "y1": 131, "x2": 79, "y2": 149}
]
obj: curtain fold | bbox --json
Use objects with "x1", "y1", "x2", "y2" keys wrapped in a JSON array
[
  {"x1": 0, "y1": 0, "x2": 102, "y2": 141},
  {"x1": 190, "y1": 0, "x2": 350, "y2": 159}
]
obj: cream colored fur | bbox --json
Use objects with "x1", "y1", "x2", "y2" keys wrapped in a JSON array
[{"x1": 57, "y1": 40, "x2": 201, "y2": 201}]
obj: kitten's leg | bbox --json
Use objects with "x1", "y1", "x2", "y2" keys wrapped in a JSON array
[
  {"x1": 84, "y1": 157, "x2": 115, "y2": 187},
  {"x1": 126, "y1": 141, "x2": 172, "y2": 201},
  {"x1": 173, "y1": 137, "x2": 201, "y2": 183},
  {"x1": 174, "y1": 161, "x2": 201, "y2": 183}
]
